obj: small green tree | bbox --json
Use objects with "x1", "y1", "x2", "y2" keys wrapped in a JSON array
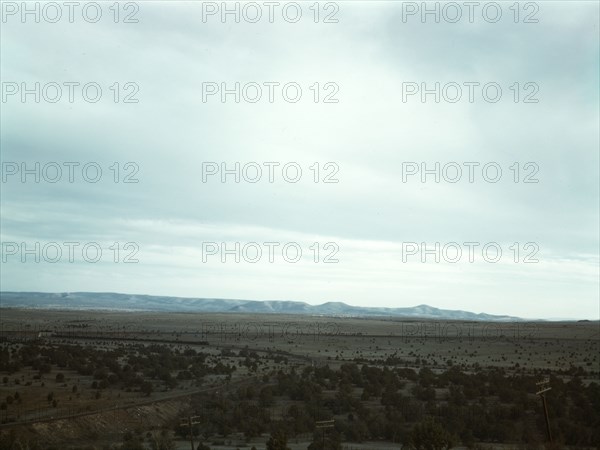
[
  {"x1": 266, "y1": 430, "x2": 291, "y2": 450},
  {"x1": 141, "y1": 381, "x2": 153, "y2": 396},
  {"x1": 121, "y1": 431, "x2": 145, "y2": 450},
  {"x1": 408, "y1": 419, "x2": 456, "y2": 450},
  {"x1": 149, "y1": 429, "x2": 176, "y2": 450}
]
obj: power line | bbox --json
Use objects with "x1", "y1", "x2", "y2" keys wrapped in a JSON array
[
  {"x1": 315, "y1": 419, "x2": 335, "y2": 449},
  {"x1": 180, "y1": 415, "x2": 202, "y2": 450},
  {"x1": 535, "y1": 379, "x2": 552, "y2": 443}
]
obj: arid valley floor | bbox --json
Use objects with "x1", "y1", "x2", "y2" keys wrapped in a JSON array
[{"x1": 0, "y1": 309, "x2": 598, "y2": 450}]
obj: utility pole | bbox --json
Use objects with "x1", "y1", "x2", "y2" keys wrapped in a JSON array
[
  {"x1": 315, "y1": 419, "x2": 335, "y2": 449},
  {"x1": 180, "y1": 415, "x2": 202, "y2": 450},
  {"x1": 536, "y1": 379, "x2": 552, "y2": 443}
]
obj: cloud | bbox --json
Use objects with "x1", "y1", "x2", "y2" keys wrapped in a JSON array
[{"x1": 1, "y1": 1, "x2": 598, "y2": 319}]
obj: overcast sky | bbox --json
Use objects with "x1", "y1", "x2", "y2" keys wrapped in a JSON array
[{"x1": 1, "y1": 1, "x2": 598, "y2": 319}]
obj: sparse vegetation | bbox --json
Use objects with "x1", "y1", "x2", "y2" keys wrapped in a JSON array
[{"x1": 0, "y1": 309, "x2": 598, "y2": 449}]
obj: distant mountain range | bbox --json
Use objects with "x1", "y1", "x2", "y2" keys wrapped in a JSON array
[{"x1": 0, "y1": 291, "x2": 528, "y2": 321}]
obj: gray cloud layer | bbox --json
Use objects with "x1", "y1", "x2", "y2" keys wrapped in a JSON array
[{"x1": 1, "y1": 1, "x2": 598, "y2": 319}]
